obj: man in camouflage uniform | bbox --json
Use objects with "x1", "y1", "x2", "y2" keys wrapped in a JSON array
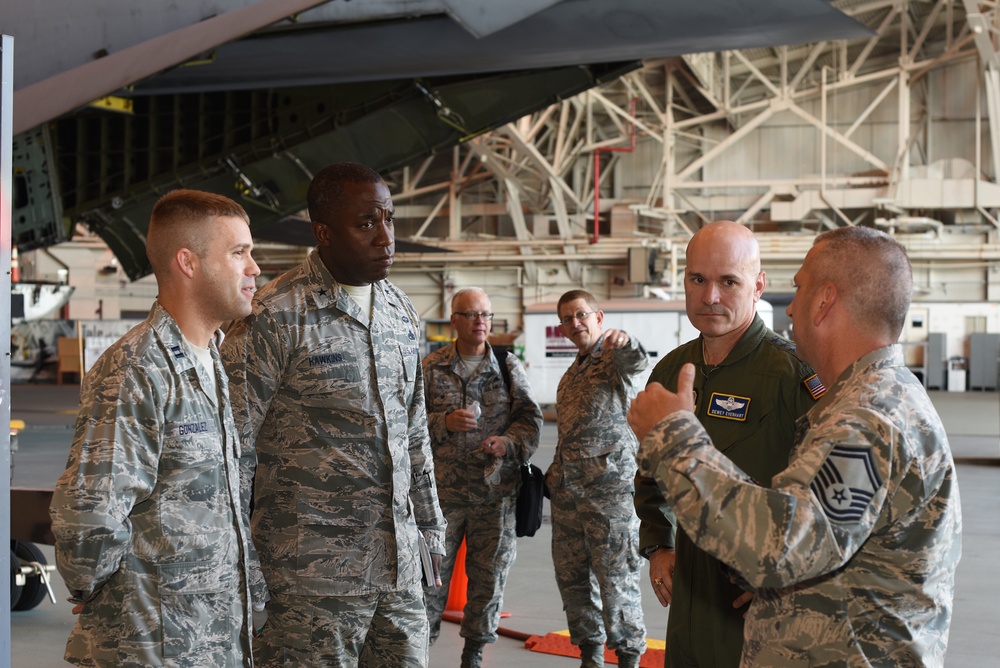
[
  {"x1": 549, "y1": 289, "x2": 647, "y2": 668},
  {"x1": 50, "y1": 190, "x2": 263, "y2": 666},
  {"x1": 633, "y1": 220, "x2": 821, "y2": 667},
  {"x1": 629, "y1": 226, "x2": 962, "y2": 667},
  {"x1": 222, "y1": 162, "x2": 447, "y2": 668},
  {"x1": 422, "y1": 287, "x2": 542, "y2": 668}
]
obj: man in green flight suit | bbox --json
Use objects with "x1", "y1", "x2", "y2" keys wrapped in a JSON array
[{"x1": 633, "y1": 220, "x2": 823, "y2": 667}]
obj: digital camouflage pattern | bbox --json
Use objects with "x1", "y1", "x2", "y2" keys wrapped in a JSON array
[
  {"x1": 50, "y1": 302, "x2": 255, "y2": 667},
  {"x1": 421, "y1": 343, "x2": 542, "y2": 643},
  {"x1": 550, "y1": 335, "x2": 648, "y2": 656},
  {"x1": 638, "y1": 345, "x2": 962, "y2": 667},
  {"x1": 222, "y1": 251, "x2": 446, "y2": 663},
  {"x1": 256, "y1": 589, "x2": 428, "y2": 666},
  {"x1": 633, "y1": 314, "x2": 818, "y2": 667}
]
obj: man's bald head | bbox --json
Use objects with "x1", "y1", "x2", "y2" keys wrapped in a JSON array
[
  {"x1": 683, "y1": 220, "x2": 766, "y2": 356},
  {"x1": 686, "y1": 220, "x2": 761, "y2": 275}
]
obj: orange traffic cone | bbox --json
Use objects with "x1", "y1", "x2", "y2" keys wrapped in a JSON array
[{"x1": 445, "y1": 538, "x2": 469, "y2": 612}]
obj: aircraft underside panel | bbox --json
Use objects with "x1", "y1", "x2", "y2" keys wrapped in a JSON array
[{"x1": 18, "y1": 62, "x2": 638, "y2": 280}]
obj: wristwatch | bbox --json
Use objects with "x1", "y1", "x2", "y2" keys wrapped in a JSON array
[{"x1": 640, "y1": 544, "x2": 666, "y2": 559}]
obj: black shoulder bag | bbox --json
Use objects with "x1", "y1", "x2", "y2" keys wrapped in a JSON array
[{"x1": 493, "y1": 346, "x2": 545, "y2": 538}]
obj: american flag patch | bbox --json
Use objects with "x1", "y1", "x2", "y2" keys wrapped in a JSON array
[{"x1": 804, "y1": 374, "x2": 826, "y2": 400}]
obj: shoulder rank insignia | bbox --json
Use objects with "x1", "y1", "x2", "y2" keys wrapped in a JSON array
[
  {"x1": 810, "y1": 444, "x2": 882, "y2": 523},
  {"x1": 803, "y1": 374, "x2": 826, "y2": 400},
  {"x1": 707, "y1": 392, "x2": 751, "y2": 421},
  {"x1": 769, "y1": 335, "x2": 797, "y2": 353}
]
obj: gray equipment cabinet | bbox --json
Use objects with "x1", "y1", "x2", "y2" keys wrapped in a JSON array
[
  {"x1": 968, "y1": 333, "x2": 1000, "y2": 391},
  {"x1": 926, "y1": 333, "x2": 947, "y2": 390}
]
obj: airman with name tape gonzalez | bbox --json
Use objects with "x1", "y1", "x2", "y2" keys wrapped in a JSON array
[{"x1": 51, "y1": 190, "x2": 263, "y2": 666}]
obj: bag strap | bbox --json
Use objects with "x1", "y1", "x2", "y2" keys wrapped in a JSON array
[
  {"x1": 494, "y1": 345, "x2": 529, "y2": 466},
  {"x1": 492, "y1": 345, "x2": 512, "y2": 393}
]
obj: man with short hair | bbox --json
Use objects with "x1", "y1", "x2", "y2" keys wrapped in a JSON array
[
  {"x1": 633, "y1": 220, "x2": 820, "y2": 666},
  {"x1": 51, "y1": 189, "x2": 263, "y2": 666},
  {"x1": 629, "y1": 226, "x2": 962, "y2": 666},
  {"x1": 223, "y1": 162, "x2": 447, "y2": 667},
  {"x1": 422, "y1": 287, "x2": 542, "y2": 668},
  {"x1": 549, "y1": 289, "x2": 647, "y2": 668}
]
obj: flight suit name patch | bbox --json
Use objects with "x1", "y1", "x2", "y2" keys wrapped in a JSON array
[{"x1": 706, "y1": 392, "x2": 751, "y2": 421}]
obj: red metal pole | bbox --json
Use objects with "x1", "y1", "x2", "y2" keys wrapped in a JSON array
[{"x1": 591, "y1": 97, "x2": 638, "y2": 244}]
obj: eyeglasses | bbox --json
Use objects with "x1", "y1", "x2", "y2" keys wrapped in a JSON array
[
  {"x1": 456, "y1": 312, "x2": 494, "y2": 321},
  {"x1": 559, "y1": 311, "x2": 596, "y2": 326}
]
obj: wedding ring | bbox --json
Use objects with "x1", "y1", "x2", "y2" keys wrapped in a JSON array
[{"x1": 654, "y1": 578, "x2": 664, "y2": 587}]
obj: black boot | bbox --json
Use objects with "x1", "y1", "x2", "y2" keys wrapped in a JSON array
[
  {"x1": 579, "y1": 643, "x2": 605, "y2": 668},
  {"x1": 460, "y1": 639, "x2": 485, "y2": 668},
  {"x1": 616, "y1": 649, "x2": 641, "y2": 668}
]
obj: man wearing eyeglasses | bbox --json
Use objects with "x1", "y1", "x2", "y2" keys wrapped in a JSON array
[
  {"x1": 548, "y1": 289, "x2": 648, "y2": 668},
  {"x1": 421, "y1": 287, "x2": 542, "y2": 668}
]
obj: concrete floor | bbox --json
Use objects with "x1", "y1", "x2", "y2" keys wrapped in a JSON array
[{"x1": 7, "y1": 383, "x2": 999, "y2": 667}]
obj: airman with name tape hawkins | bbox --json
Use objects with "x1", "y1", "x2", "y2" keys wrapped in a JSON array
[{"x1": 223, "y1": 162, "x2": 446, "y2": 668}]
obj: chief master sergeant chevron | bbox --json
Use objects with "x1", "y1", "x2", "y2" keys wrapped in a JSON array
[
  {"x1": 628, "y1": 226, "x2": 962, "y2": 667},
  {"x1": 222, "y1": 162, "x2": 447, "y2": 667}
]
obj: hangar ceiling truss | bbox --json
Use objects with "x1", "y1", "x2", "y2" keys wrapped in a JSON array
[{"x1": 376, "y1": 0, "x2": 1000, "y2": 301}]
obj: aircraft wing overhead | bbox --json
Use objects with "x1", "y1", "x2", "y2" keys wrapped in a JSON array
[
  {"x1": 14, "y1": 63, "x2": 635, "y2": 280},
  {"x1": 132, "y1": 0, "x2": 869, "y2": 95}
]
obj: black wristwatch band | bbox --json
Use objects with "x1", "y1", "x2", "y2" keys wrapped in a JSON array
[{"x1": 641, "y1": 544, "x2": 665, "y2": 559}]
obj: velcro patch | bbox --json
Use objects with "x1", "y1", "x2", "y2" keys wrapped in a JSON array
[
  {"x1": 706, "y1": 393, "x2": 751, "y2": 421},
  {"x1": 810, "y1": 444, "x2": 882, "y2": 524},
  {"x1": 803, "y1": 374, "x2": 826, "y2": 400}
]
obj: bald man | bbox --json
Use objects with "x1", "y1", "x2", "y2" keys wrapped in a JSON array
[
  {"x1": 633, "y1": 221, "x2": 822, "y2": 667},
  {"x1": 51, "y1": 190, "x2": 263, "y2": 666},
  {"x1": 629, "y1": 226, "x2": 961, "y2": 666}
]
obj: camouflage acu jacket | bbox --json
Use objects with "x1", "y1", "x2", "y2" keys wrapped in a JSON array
[
  {"x1": 50, "y1": 302, "x2": 255, "y2": 667},
  {"x1": 422, "y1": 342, "x2": 542, "y2": 504},
  {"x1": 552, "y1": 335, "x2": 648, "y2": 492},
  {"x1": 223, "y1": 250, "x2": 447, "y2": 598},
  {"x1": 639, "y1": 345, "x2": 962, "y2": 667}
]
